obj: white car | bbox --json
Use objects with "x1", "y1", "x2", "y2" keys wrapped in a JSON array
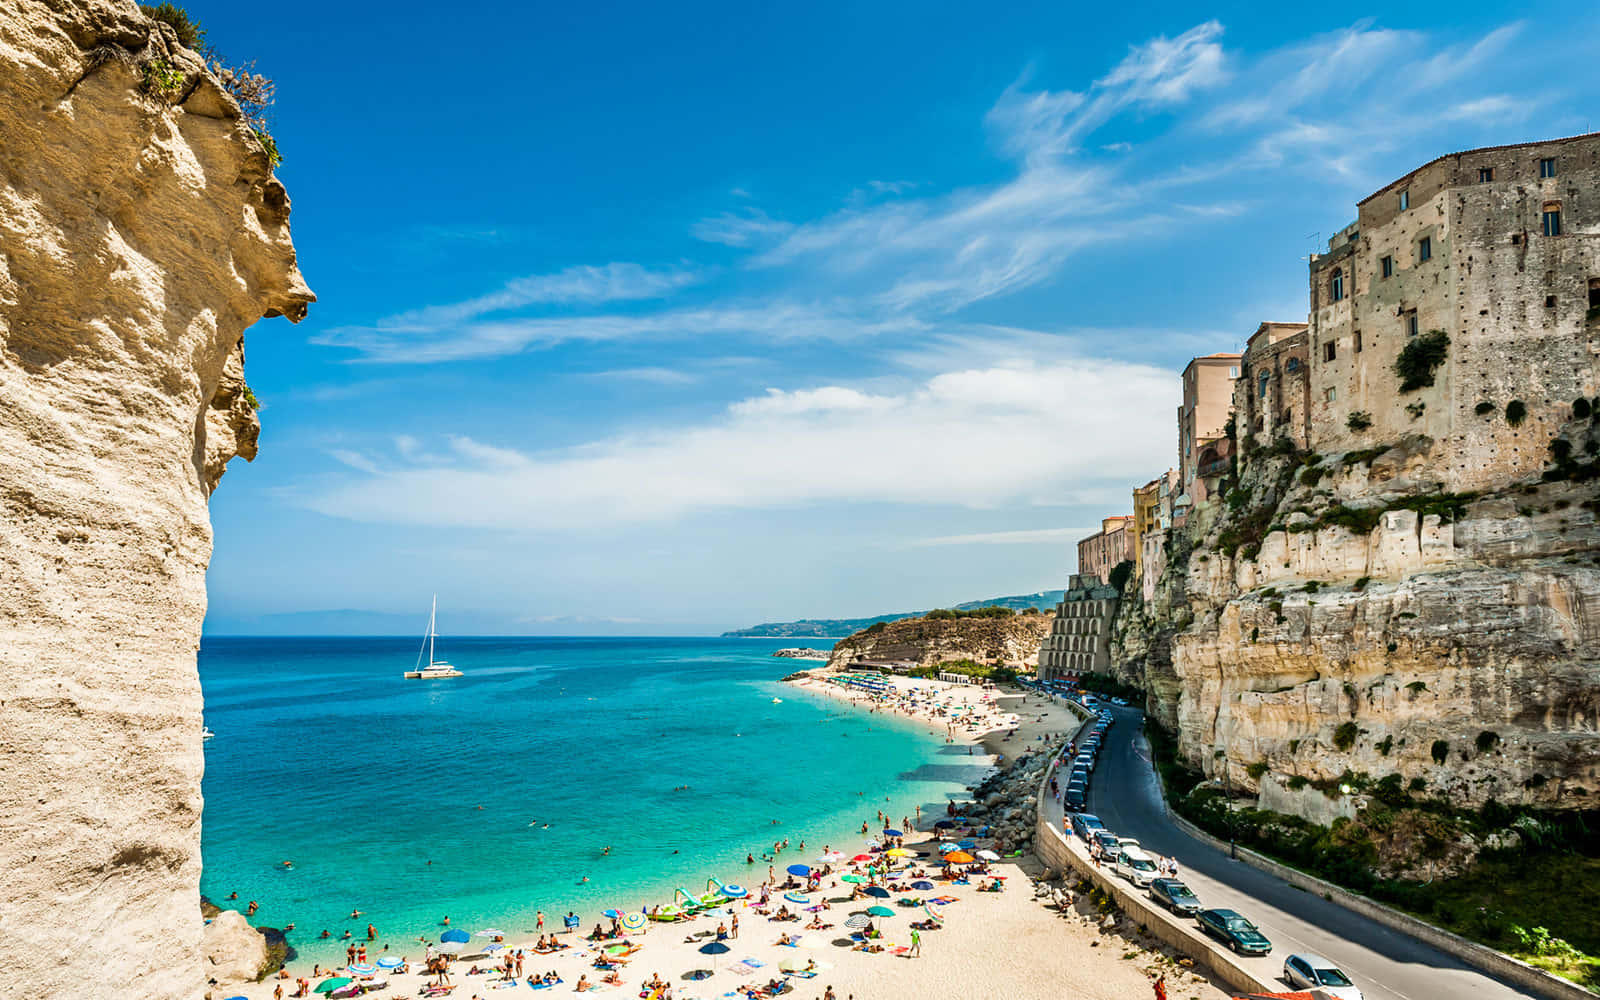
[
  {"x1": 1114, "y1": 848, "x2": 1160, "y2": 887},
  {"x1": 1283, "y1": 953, "x2": 1362, "y2": 1000}
]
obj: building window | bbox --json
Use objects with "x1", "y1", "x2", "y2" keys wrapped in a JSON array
[
  {"x1": 1540, "y1": 157, "x2": 1557, "y2": 178},
  {"x1": 1330, "y1": 269, "x2": 1345, "y2": 302},
  {"x1": 1478, "y1": 167, "x2": 1494, "y2": 183},
  {"x1": 1286, "y1": 357, "x2": 1302, "y2": 373},
  {"x1": 1258, "y1": 372, "x2": 1269, "y2": 399},
  {"x1": 1324, "y1": 341, "x2": 1338, "y2": 362},
  {"x1": 1380, "y1": 255, "x2": 1394, "y2": 279},
  {"x1": 1418, "y1": 236, "x2": 1432, "y2": 263},
  {"x1": 1543, "y1": 205, "x2": 1562, "y2": 237},
  {"x1": 1325, "y1": 386, "x2": 1338, "y2": 403},
  {"x1": 1228, "y1": 366, "x2": 1239, "y2": 379},
  {"x1": 1404, "y1": 309, "x2": 1419, "y2": 338},
  {"x1": 1353, "y1": 330, "x2": 1363, "y2": 353},
  {"x1": 1546, "y1": 295, "x2": 1558, "y2": 308},
  {"x1": 1398, "y1": 189, "x2": 1410, "y2": 210}
]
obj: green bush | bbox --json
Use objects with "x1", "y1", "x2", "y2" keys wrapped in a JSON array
[
  {"x1": 1475, "y1": 401, "x2": 1496, "y2": 416},
  {"x1": 1395, "y1": 330, "x2": 1450, "y2": 392},
  {"x1": 1246, "y1": 761, "x2": 1270, "y2": 780},
  {"x1": 1406, "y1": 680, "x2": 1427, "y2": 693},
  {"x1": 1334, "y1": 722, "x2": 1360, "y2": 751},
  {"x1": 1476, "y1": 730, "x2": 1501, "y2": 754},
  {"x1": 1347, "y1": 411, "x2": 1373, "y2": 431},
  {"x1": 1431, "y1": 739, "x2": 1451, "y2": 764},
  {"x1": 1506, "y1": 400, "x2": 1527, "y2": 427},
  {"x1": 1299, "y1": 465, "x2": 1325, "y2": 487},
  {"x1": 1376, "y1": 735, "x2": 1394, "y2": 756},
  {"x1": 139, "y1": 57, "x2": 183, "y2": 98},
  {"x1": 1107, "y1": 560, "x2": 1134, "y2": 592},
  {"x1": 141, "y1": 3, "x2": 206, "y2": 49},
  {"x1": 1287, "y1": 775, "x2": 1310, "y2": 791}
]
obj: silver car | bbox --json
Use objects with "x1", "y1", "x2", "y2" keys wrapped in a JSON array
[{"x1": 1283, "y1": 953, "x2": 1362, "y2": 1000}]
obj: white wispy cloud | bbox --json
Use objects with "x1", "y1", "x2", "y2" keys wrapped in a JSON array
[
  {"x1": 902, "y1": 527, "x2": 1082, "y2": 548},
  {"x1": 690, "y1": 208, "x2": 794, "y2": 247},
  {"x1": 300, "y1": 357, "x2": 1176, "y2": 531}
]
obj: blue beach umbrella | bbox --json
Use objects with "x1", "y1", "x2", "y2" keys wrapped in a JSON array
[
  {"x1": 698, "y1": 939, "x2": 731, "y2": 970},
  {"x1": 376, "y1": 957, "x2": 404, "y2": 970},
  {"x1": 602, "y1": 909, "x2": 622, "y2": 919},
  {"x1": 783, "y1": 892, "x2": 810, "y2": 904},
  {"x1": 911, "y1": 880, "x2": 935, "y2": 891},
  {"x1": 347, "y1": 963, "x2": 377, "y2": 975},
  {"x1": 722, "y1": 884, "x2": 749, "y2": 898},
  {"x1": 785, "y1": 864, "x2": 810, "y2": 877},
  {"x1": 484, "y1": 943, "x2": 503, "y2": 953},
  {"x1": 957, "y1": 839, "x2": 977, "y2": 849},
  {"x1": 938, "y1": 843, "x2": 958, "y2": 854},
  {"x1": 881, "y1": 829, "x2": 902, "y2": 838},
  {"x1": 933, "y1": 819, "x2": 957, "y2": 829},
  {"x1": 440, "y1": 928, "x2": 469, "y2": 944},
  {"x1": 863, "y1": 886, "x2": 890, "y2": 898}
]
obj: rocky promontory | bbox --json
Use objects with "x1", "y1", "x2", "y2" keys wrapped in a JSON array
[
  {"x1": 773, "y1": 647, "x2": 830, "y2": 659},
  {"x1": 826, "y1": 608, "x2": 1052, "y2": 671},
  {"x1": 1, "y1": 3, "x2": 311, "y2": 998}
]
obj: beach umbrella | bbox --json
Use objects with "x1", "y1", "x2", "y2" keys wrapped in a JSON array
[
  {"x1": 347, "y1": 963, "x2": 377, "y2": 976},
  {"x1": 840, "y1": 874, "x2": 865, "y2": 884},
  {"x1": 910, "y1": 880, "x2": 934, "y2": 891},
  {"x1": 937, "y1": 844, "x2": 958, "y2": 854},
  {"x1": 783, "y1": 892, "x2": 810, "y2": 904},
  {"x1": 602, "y1": 909, "x2": 622, "y2": 919},
  {"x1": 885, "y1": 848, "x2": 914, "y2": 858},
  {"x1": 881, "y1": 828, "x2": 902, "y2": 838},
  {"x1": 933, "y1": 819, "x2": 957, "y2": 829},
  {"x1": 603, "y1": 943, "x2": 633, "y2": 956},
  {"x1": 785, "y1": 864, "x2": 811, "y2": 877},
  {"x1": 314, "y1": 978, "x2": 351, "y2": 994},
  {"x1": 476, "y1": 927, "x2": 506, "y2": 937},
  {"x1": 484, "y1": 943, "x2": 503, "y2": 953},
  {"x1": 620, "y1": 911, "x2": 648, "y2": 932},
  {"x1": 976, "y1": 849, "x2": 1000, "y2": 861},
  {"x1": 721, "y1": 884, "x2": 749, "y2": 899},
  {"x1": 376, "y1": 957, "x2": 404, "y2": 970},
  {"x1": 843, "y1": 915, "x2": 871, "y2": 929},
  {"x1": 435, "y1": 941, "x2": 465, "y2": 955},
  {"x1": 863, "y1": 886, "x2": 890, "y2": 898},
  {"x1": 440, "y1": 928, "x2": 470, "y2": 944},
  {"x1": 849, "y1": 854, "x2": 873, "y2": 863},
  {"x1": 944, "y1": 851, "x2": 976, "y2": 864},
  {"x1": 698, "y1": 939, "x2": 730, "y2": 970},
  {"x1": 957, "y1": 840, "x2": 977, "y2": 850},
  {"x1": 866, "y1": 905, "x2": 895, "y2": 917},
  {"x1": 817, "y1": 852, "x2": 846, "y2": 864}
]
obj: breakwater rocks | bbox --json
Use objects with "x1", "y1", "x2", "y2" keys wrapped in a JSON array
[
  {"x1": 827, "y1": 610, "x2": 1052, "y2": 671},
  {"x1": 951, "y1": 749, "x2": 1053, "y2": 857},
  {"x1": 1, "y1": 3, "x2": 311, "y2": 998},
  {"x1": 773, "y1": 648, "x2": 830, "y2": 659}
]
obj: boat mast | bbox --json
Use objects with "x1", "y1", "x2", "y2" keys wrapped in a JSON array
[{"x1": 429, "y1": 594, "x2": 437, "y2": 666}]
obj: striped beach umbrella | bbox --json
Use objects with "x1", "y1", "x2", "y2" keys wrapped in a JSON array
[
  {"x1": 620, "y1": 911, "x2": 648, "y2": 932},
  {"x1": 721, "y1": 884, "x2": 749, "y2": 899},
  {"x1": 346, "y1": 963, "x2": 376, "y2": 976},
  {"x1": 376, "y1": 957, "x2": 405, "y2": 970}
]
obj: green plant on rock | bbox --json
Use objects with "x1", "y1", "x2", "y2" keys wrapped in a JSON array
[
  {"x1": 1246, "y1": 761, "x2": 1270, "y2": 780},
  {"x1": 1431, "y1": 739, "x2": 1451, "y2": 764},
  {"x1": 1333, "y1": 722, "x2": 1360, "y2": 751},
  {"x1": 140, "y1": 57, "x2": 183, "y2": 99},
  {"x1": 1475, "y1": 401, "x2": 1496, "y2": 416},
  {"x1": 1405, "y1": 401, "x2": 1426, "y2": 419},
  {"x1": 1394, "y1": 330, "x2": 1450, "y2": 392},
  {"x1": 1299, "y1": 465, "x2": 1325, "y2": 487},
  {"x1": 1506, "y1": 400, "x2": 1527, "y2": 427},
  {"x1": 1107, "y1": 560, "x2": 1134, "y2": 592},
  {"x1": 1476, "y1": 730, "x2": 1501, "y2": 754},
  {"x1": 1406, "y1": 680, "x2": 1427, "y2": 693},
  {"x1": 1347, "y1": 411, "x2": 1373, "y2": 431},
  {"x1": 1376, "y1": 735, "x2": 1394, "y2": 756},
  {"x1": 242, "y1": 388, "x2": 260, "y2": 410},
  {"x1": 140, "y1": 3, "x2": 206, "y2": 49}
]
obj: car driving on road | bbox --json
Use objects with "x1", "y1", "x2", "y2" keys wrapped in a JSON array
[
  {"x1": 1196, "y1": 908, "x2": 1273, "y2": 955},
  {"x1": 1148, "y1": 877, "x2": 1201, "y2": 916},
  {"x1": 1283, "y1": 953, "x2": 1362, "y2": 999}
]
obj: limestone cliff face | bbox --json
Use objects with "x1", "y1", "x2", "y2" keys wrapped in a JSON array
[
  {"x1": 1146, "y1": 427, "x2": 1600, "y2": 813},
  {"x1": 827, "y1": 611, "x2": 1053, "y2": 671},
  {"x1": 0, "y1": 3, "x2": 311, "y2": 998}
]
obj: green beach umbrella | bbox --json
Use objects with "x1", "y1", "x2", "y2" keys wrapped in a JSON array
[
  {"x1": 865, "y1": 905, "x2": 894, "y2": 917},
  {"x1": 314, "y1": 978, "x2": 351, "y2": 994},
  {"x1": 840, "y1": 874, "x2": 865, "y2": 884}
]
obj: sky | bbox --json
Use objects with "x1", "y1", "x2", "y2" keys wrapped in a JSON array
[{"x1": 197, "y1": 0, "x2": 1600, "y2": 634}]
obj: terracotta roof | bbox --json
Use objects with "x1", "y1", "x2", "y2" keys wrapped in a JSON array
[{"x1": 1357, "y1": 131, "x2": 1600, "y2": 206}]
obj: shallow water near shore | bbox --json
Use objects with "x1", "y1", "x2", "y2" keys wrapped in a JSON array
[{"x1": 199, "y1": 636, "x2": 992, "y2": 967}]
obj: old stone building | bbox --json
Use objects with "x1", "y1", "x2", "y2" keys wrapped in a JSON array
[
  {"x1": 1077, "y1": 515, "x2": 1133, "y2": 585},
  {"x1": 1177, "y1": 353, "x2": 1241, "y2": 513},
  {"x1": 1036, "y1": 574, "x2": 1121, "y2": 683},
  {"x1": 1306, "y1": 133, "x2": 1600, "y2": 490},
  {"x1": 1235, "y1": 321, "x2": 1311, "y2": 451}
]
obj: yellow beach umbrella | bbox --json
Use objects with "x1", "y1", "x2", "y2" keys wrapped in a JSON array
[{"x1": 885, "y1": 848, "x2": 914, "y2": 858}]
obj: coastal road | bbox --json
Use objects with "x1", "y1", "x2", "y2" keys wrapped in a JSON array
[{"x1": 1046, "y1": 706, "x2": 1535, "y2": 1000}]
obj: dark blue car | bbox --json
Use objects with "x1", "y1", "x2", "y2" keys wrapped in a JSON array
[{"x1": 1068, "y1": 812, "x2": 1106, "y2": 841}]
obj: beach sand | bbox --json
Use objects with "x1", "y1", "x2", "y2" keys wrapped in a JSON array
[{"x1": 215, "y1": 678, "x2": 1230, "y2": 1000}]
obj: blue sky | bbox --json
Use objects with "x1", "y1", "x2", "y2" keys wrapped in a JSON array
[{"x1": 199, "y1": 1, "x2": 1600, "y2": 634}]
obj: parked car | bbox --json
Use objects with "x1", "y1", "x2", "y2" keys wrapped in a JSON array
[
  {"x1": 1069, "y1": 813, "x2": 1105, "y2": 841},
  {"x1": 1196, "y1": 909, "x2": 1273, "y2": 955},
  {"x1": 1283, "y1": 954, "x2": 1362, "y2": 1000},
  {"x1": 1064, "y1": 787, "x2": 1087, "y2": 811},
  {"x1": 1111, "y1": 697, "x2": 1128, "y2": 706},
  {"x1": 1114, "y1": 848, "x2": 1160, "y2": 887},
  {"x1": 1090, "y1": 831, "x2": 1120, "y2": 859},
  {"x1": 1148, "y1": 877, "x2": 1201, "y2": 916}
]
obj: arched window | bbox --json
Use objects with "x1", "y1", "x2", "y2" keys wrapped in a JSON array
[
  {"x1": 1258, "y1": 372, "x2": 1270, "y2": 399},
  {"x1": 1330, "y1": 269, "x2": 1345, "y2": 303},
  {"x1": 1285, "y1": 357, "x2": 1302, "y2": 373}
]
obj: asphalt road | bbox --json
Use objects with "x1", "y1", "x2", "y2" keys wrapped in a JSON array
[{"x1": 1043, "y1": 704, "x2": 1534, "y2": 1000}]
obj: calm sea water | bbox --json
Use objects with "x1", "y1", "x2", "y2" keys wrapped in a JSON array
[{"x1": 198, "y1": 636, "x2": 991, "y2": 966}]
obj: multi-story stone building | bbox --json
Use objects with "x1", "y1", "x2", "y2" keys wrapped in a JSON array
[
  {"x1": 1036, "y1": 574, "x2": 1120, "y2": 683},
  {"x1": 1235, "y1": 321, "x2": 1311, "y2": 452},
  {"x1": 1130, "y1": 478, "x2": 1162, "y2": 580},
  {"x1": 1077, "y1": 515, "x2": 1134, "y2": 585},
  {"x1": 1306, "y1": 133, "x2": 1600, "y2": 490},
  {"x1": 1177, "y1": 353, "x2": 1242, "y2": 513}
]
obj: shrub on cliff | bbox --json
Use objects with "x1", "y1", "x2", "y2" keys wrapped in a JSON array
[
  {"x1": 1107, "y1": 559, "x2": 1134, "y2": 592},
  {"x1": 141, "y1": 3, "x2": 205, "y2": 49},
  {"x1": 1394, "y1": 330, "x2": 1450, "y2": 392}
]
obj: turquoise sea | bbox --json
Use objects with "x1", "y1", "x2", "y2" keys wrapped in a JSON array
[{"x1": 198, "y1": 637, "x2": 992, "y2": 967}]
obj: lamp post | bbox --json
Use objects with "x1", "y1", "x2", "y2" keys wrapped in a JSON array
[{"x1": 1214, "y1": 748, "x2": 1237, "y2": 860}]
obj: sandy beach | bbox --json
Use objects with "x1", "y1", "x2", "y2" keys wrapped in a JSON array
[{"x1": 214, "y1": 677, "x2": 1230, "y2": 1000}]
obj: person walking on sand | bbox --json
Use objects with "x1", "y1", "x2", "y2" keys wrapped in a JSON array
[
  {"x1": 731, "y1": 914, "x2": 739, "y2": 939},
  {"x1": 1153, "y1": 974, "x2": 1168, "y2": 1000},
  {"x1": 909, "y1": 928, "x2": 921, "y2": 957}
]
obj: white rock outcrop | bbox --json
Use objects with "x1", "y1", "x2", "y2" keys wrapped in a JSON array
[
  {"x1": 0, "y1": 3, "x2": 311, "y2": 998},
  {"x1": 202, "y1": 910, "x2": 270, "y2": 988}
]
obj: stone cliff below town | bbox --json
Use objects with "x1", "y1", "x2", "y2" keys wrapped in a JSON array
[
  {"x1": 0, "y1": 3, "x2": 311, "y2": 998},
  {"x1": 1115, "y1": 424, "x2": 1600, "y2": 815},
  {"x1": 827, "y1": 610, "x2": 1053, "y2": 671}
]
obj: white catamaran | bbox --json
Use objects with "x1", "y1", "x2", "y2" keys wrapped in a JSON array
[{"x1": 404, "y1": 596, "x2": 463, "y2": 679}]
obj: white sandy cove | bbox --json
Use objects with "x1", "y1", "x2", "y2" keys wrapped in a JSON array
[{"x1": 218, "y1": 678, "x2": 1229, "y2": 1000}]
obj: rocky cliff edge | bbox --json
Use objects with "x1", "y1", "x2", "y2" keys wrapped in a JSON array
[{"x1": 0, "y1": 2, "x2": 311, "y2": 997}]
